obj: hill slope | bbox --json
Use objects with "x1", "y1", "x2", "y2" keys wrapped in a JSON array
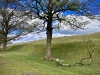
[{"x1": 0, "y1": 32, "x2": 100, "y2": 75}]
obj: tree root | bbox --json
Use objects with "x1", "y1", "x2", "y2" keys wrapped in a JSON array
[
  {"x1": 52, "y1": 39, "x2": 93, "y2": 67},
  {"x1": 53, "y1": 53, "x2": 93, "y2": 67}
]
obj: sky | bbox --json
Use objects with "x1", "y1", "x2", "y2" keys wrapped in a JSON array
[{"x1": 12, "y1": 15, "x2": 100, "y2": 44}]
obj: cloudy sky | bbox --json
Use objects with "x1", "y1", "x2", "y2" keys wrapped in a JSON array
[{"x1": 12, "y1": 16, "x2": 100, "y2": 44}]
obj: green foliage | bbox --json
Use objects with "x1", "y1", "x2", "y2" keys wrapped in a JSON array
[{"x1": 0, "y1": 32, "x2": 100, "y2": 75}]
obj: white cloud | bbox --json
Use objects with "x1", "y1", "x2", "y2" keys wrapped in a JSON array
[
  {"x1": 59, "y1": 15, "x2": 100, "y2": 35},
  {"x1": 12, "y1": 32, "x2": 46, "y2": 44},
  {"x1": 52, "y1": 33, "x2": 73, "y2": 38}
]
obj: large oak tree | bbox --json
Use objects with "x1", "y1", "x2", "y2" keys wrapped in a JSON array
[{"x1": 19, "y1": 0, "x2": 100, "y2": 60}]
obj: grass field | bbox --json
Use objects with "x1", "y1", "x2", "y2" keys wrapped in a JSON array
[{"x1": 0, "y1": 32, "x2": 100, "y2": 75}]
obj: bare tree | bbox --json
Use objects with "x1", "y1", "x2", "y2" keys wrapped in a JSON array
[
  {"x1": 19, "y1": 0, "x2": 100, "y2": 60},
  {"x1": 0, "y1": 0, "x2": 34, "y2": 50}
]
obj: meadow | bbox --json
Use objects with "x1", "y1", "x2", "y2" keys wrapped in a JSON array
[{"x1": 0, "y1": 32, "x2": 100, "y2": 75}]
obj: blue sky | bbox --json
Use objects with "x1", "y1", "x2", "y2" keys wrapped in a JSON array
[{"x1": 97, "y1": 0, "x2": 100, "y2": 3}]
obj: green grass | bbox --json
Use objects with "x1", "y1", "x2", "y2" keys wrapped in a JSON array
[{"x1": 0, "y1": 32, "x2": 100, "y2": 75}]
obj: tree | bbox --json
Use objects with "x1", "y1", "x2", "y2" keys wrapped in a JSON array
[
  {"x1": 19, "y1": 0, "x2": 100, "y2": 60},
  {"x1": 0, "y1": 0, "x2": 33, "y2": 50}
]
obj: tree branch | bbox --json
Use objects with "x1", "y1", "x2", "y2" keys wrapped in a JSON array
[{"x1": 52, "y1": 39, "x2": 93, "y2": 67}]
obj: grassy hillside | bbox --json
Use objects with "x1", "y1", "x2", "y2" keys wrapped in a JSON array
[{"x1": 0, "y1": 32, "x2": 100, "y2": 75}]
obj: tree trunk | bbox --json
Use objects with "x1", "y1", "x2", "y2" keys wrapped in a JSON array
[
  {"x1": 44, "y1": 17, "x2": 53, "y2": 60},
  {"x1": 3, "y1": 40, "x2": 7, "y2": 50},
  {"x1": 44, "y1": 29, "x2": 52, "y2": 60}
]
